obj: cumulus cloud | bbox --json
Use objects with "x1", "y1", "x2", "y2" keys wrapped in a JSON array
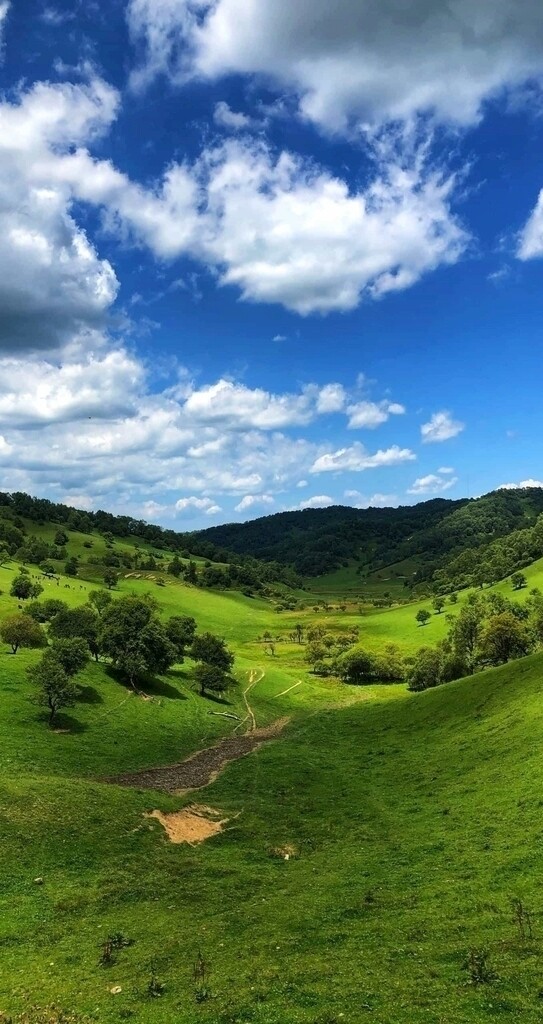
[
  {"x1": 407, "y1": 472, "x2": 458, "y2": 495},
  {"x1": 420, "y1": 410, "x2": 464, "y2": 443},
  {"x1": 316, "y1": 383, "x2": 346, "y2": 414},
  {"x1": 2, "y1": 75, "x2": 468, "y2": 321},
  {"x1": 347, "y1": 399, "x2": 405, "y2": 429},
  {"x1": 214, "y1": 101, "x2": 254, "y2": 130},
  {"x1": 299, "y1": 494, "x2": 334, "y2": 509},
  {"x1": 234, "y1": 493, "x2": 274, "y2": 512},
  {"x1": 518, "y1": 191, "x2": 543, "y2": 259},
  {"x1": 175, "y1": 496, "x2": 222, "y2": 515},
  {"x1": 344, "y1": 489, "x2": 397, "y2": 508},
  {"x1": 499, "y1": 478, "x2": 543, "y2": 489},
  {"x1": 126, "y1": 0, "x2": 543, "y2": 132},
  {"x1": 311, "y1": 443, "x2": 415, "y2": 474}
]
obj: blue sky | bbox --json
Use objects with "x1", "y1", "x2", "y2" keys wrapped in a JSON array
[{"x1": 1, "y1": 0, "x2": 543, "y2": 527}]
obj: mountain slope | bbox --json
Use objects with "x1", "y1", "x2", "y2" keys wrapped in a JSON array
[{"x1": 189, "y1": 487, "x2": 543, "y2": 583}]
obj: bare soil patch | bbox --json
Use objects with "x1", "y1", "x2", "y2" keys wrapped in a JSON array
[
  {"x1": 147, "y1": 804, "x2": 229, "y2": 845},
  {"x1": 106, "y1": 717, "x2": 289, "y2": 794}
]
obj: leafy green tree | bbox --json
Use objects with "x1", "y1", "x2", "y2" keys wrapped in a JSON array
[
  {"x1": 0, "y1": 613, "x2": 46, "y2": 654},
  {"x1": 449, "y1": 603, "x2": 485, "y2": 673},
  {"x1": 184, "y1": 561, "x2": 198, "y2": 584},
  {"x1": 165, "y1": 615, "x2": 196, "y2": 660},
  {"x1": 511, "y1": 572, "x2": 527, "y2": 591},
  {"x1": 432, "y1": 596, "x2": 446, "y2": 615},
  {"x1": 46, "y1": 638, "x2": 88, "y2": 677},
  {"x1": 10, "y1": 575, "x2": 34, "y2": 600},
  {"x1": 27, "y1": 599, "x2": 68, "y2": 623},
  {"x1": 168, "y1": 555, "x2": 183, "y2": 577},
  {"x1": 479, "y1": 612, "x2": 531, "y2": 665},
  {"x1": 190, "y1": 632, "x2": 234, "y2": 674},
  {"x1": 29, "y1": 582, "x2": 44, "y2": 599},
  {"x1": 406, "y1": 647, "x2": 444, "y2": 692},
  {"x1": 49, "y1": 606, "x2": 100, "y2": 660},
  {"x1": 64, "y1": 557, "x2": 78, "y2": 577},
  {"x1": 336, "y1": 649, "x2": 377, "y2": 685},
  {"x1": 30, "y1": 656, "x2": 78, "y2": 726},
  {"x1": 193, "y1": 662, "x2": 230, "y2": 697},
  {"x1": 293, "y1": 623, "x2": 304, "y2": 644},
  {"x1": 416, "y1": 609, "x2": 431, "y2": 627},
  {"x1": 40, "y1": 561, "x2": 56, "y2": 577},
  {"x1": 98, "y1": 595, "x2": 176, "y2": 687},
  {"x1": 103, "y1": 568, "x2": 118, "y2": 589},
  {"x1": 305, "y1": 641, "x2": 327, "y2": 671},
  {"x1": 0, "y1": 543, "x2": 10, "y2": 567},
  {"x1": 449, "y1": 592, "x2": 458, "y2": 604},
  {"x1": 88, "y1": 590, "x2": 112, "y2": 616}
]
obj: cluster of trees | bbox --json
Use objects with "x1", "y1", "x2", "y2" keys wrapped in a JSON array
[
  {"x1": 301, "y1": 623, "x2": 360, "y2": 674},
  {"x1": 406, "y1": 590, "x2": 543, "y2": 692},
  {"x1": 0, "y1": 590, "x2": 236, "y2": 725}
]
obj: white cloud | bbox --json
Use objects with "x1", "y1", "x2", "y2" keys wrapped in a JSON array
[
  {"x1": 438, "y1": 466, "x2": 454, "y2": 474},
  {"x1": 300, "y1": 494, "x2": 334, "y2": 509},
  {"x1": 127, "y1": 0, "x2": 543, "y2": 132},
  {"x1": 344, "y1": 489, "x2": 397, "y2": 508},
  {"x1": 421, "y1": 410, "x2": 464, "y2": 443},
  {"x1": 316, "y1": 383, "x2": 346, "y2": 414},
  {"x1": 347, "y1": 398, "x2": 405, "y2": 429},
  {"x1": 0, "y1": 1, "x2": 9, "y2": 42},
  {"x1": 273, "y1": 334, "x2": 287, "y2": 342},
  {"x1": 518, "y1": 191, "x2": 543, "y2": 259},
  {"x1": 214, "y1": 101, "x2": 254, "y2": 130},
  {"x1": 234, "y1": 493, "x2": 274, "y2": 512},
  {"x1": 175, "y1": 496, "x2": 223, "y2": 515},
  {"x1": 407, "y1": 473, "x2": 458, "y2": 495},
  {"x1": 499, "y1": 479, "x2": 543, "y2": 490},
  {"x1": 311, "y1": 443, "x2": 415, "y2": 474},
  {"x1": 296, "y1": 479, "x2": 308, "y2": 488},
  {"x1": 182, "y1": 378, "x2": 317, "y2": 429}
]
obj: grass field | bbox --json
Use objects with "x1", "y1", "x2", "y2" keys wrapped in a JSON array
[{"x1": 2, "y1": 536, "x2": 543, "y2": 1021}]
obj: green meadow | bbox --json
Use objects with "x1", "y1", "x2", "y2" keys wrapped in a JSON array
[{"x1": 2, "y1": 525, "x2": 543, "y2": 1022}]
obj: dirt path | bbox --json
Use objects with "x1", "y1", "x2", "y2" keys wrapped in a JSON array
[
  {"x1": 106, "y1": 717, "x2": 289, "y2": 794},
  {"x1": 234, "y1": 668, "x2": 264, "y2": 734}
]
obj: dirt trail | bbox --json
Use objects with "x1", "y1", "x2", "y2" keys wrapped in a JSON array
[{"x1": 106, "y1": 716, "x2": 289, "y2": 794}]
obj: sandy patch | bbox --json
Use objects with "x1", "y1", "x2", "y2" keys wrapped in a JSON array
[{"x1": 147, "y1": 804, "x2": 230, "y2": 844}]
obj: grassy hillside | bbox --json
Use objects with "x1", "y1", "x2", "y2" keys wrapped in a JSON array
[{"x1": 2, "y1": 522, "x2": 543, "y2": 1021}]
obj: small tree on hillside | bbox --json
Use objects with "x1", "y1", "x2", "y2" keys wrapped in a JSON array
[
  {"x1": 190, "y1": 633, "x2": 234, "y2": 674},
  {"x1": 193, "y1": 662, "x2": 230, "y2": 698},
  {"x1": 0, "y1": 613, "x2": 46, "y2": 654},
  {"x1": 416, "y1": 609, "x2": 431, "y2": 627},
  {"x1": 98, "y1": 595, "x2": 176, "y2": 687},
  {"x1": 479, "y1": 612, "x2": 531, "y2": 665},
  {"x1": 30, "y1": 656, "x2": 78, "y2": 726},
  {"x1": 64, "y1": 556, "x2": 78, "y2": 577},
  {"x1": 432, "y1": 596, "x2": 446, "y2": 615},
  {"x1": 103, "y1": 568, "x2": 118, "y2": 589},
  {"x1": 49, "y1": 606, "x2": 100, "y2": 658},
  {"x1": 10, "y1": 575, "x2": 36, "y2": 600},
  {"x1": 46, "y1": 638, "x2": 89, "y2": 677},
  {"x1": 165, "y1": 615, "x2": 197, "y2": 660},
  {"x1": 40, "y1": 561, "x2": 56, "y2": 578},
  {"x1": 511, "y1": 572, "x2": 527, "y2": 591},
  {"x1": 293, "y1": 623, "x2": 304, "y2": 644}
]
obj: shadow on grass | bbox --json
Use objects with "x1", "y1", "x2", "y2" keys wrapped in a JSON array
[
  {"x1": 201, "y1": 692, "x2": 233, "y2": 706},
  {"x1": 104, "y1": 664, "x2": 187, "y2": 700},
  {"x1": 77, "y1": 685, "x2": 104, "y2": 705},
  {"x1": 47, "y1": 713, "x2": 87, "y2": 733}
]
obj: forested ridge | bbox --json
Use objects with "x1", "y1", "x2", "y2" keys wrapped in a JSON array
[{"x1": 190, "y1": 487, "x2": 543, "y2": 588}]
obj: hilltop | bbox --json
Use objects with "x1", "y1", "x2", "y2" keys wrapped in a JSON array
[{"x1": 189, "y1": 486, "x2": 543, "y2": 591}]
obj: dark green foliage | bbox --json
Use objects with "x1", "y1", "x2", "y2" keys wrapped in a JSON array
[
  {"x1": 164, "y1": 615, "x2": 196, "y2": 659},
  {"x1": 27, "y1": 599, "x2": 68, "y2": 623},
  {"x1": 49, "y1": 607, "x2": 99, "y2": 658},
  {"x1": 190, "y1": 632, "x2": 234, "y2": 673},
  {"x1": 46, "y1": 639, "x2": 88, "y2": 677},
  {"x1": 64, "y1": 557, "x2": 78, "y2": 577},
  {"x1": 29, "y1": 656, "x2": 78, "y2": 725},
  {"x1": 10, "y1": 575, "x2": 34, "y2": 600},
  {"x1": 416, "y1": 609, "x2": 431, "y2": 627},
  {"x1": 88, "y1": 590, "x2": 112, "y2": 616},
  {"x1": 193, "y1": 662, "x2": 230, "y2": 697},
  {"x1": 0, "y1": 614, "x2": 46, "y2": 654},
  {"x1": 98, "y1": 595, "x2": 176, "y2": 686}
]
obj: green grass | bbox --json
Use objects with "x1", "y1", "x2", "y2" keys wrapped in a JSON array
[{"x1": 3, "y1": 540, "x2": 543, "y2": 1021}]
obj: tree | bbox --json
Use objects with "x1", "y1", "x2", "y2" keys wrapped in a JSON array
[
  {"x1": 54, "y1": 529, "x2": 68, "y2": 546},
  {"x1": 479, "y1": 612, "x2": 531, "y2": 665},
  {"x1": 190, "y1": 632, "x2": 234, "y2": 674},
  {"x1": 336, "y1": 649, "x2": 378, "y2": 685},
  {"x1": 27, "y1": 598, "x2": 68, "y2": 623},
  {"x1": 184, "y1": 561, "x2": 198, "y2": 584},
  {"x1": 406, "y1": 647, "x2": 444, "y2": 692},
  {"x1": 0, "y1": 543, "x2": 10, "y2": 567},
  {"x1": 29, "y1": 582, "x2": 44, "y2": 599},
  {"x1": 88, "y1": 589, "x2": 112, "y2": 616},
  {"x1": 449, "y1": 603, "x2": 485, "y2": 673},
  {"x1": 103, "y1": 568, "x2": 118, "y2": 589},
  {"x1": 416, "y1": 609, "x2": 431, "y2": 627},
  {"x1": 449, "y1": 592, "x2": 458, "y2": 604},
  {"x1": 193, "y1": 662, "x2": 230, "y2": 697},
  {"x1": 305, "y1": 641, "x2": 327, "y2": 671},
  {"x1": 99, "y1": 595, "x2": 176, "y2": 687},
  {"x1": 40, "y1": 561, "x2": 56, "y2": 578},
  {"x1": 30, "y1": 656, "x2": 78, "y2": 726},
  {"x1": 432, "y1": 596, "x2": 446, "y2": 615},
  {"x1": 64, "y1": 557, "x2": 78, "y2": 577},
  {"x1": 168, "y1": 555, "x2": 183, "y2": 577},
  {"x1": 0, "y1": 614, "x2": 46, "y2": 654},
  {"x1": 293, "y1": 623, "x2": 304, "y2": 644},
  {"x1": 10, "y1": 575, "x2": 33, "y2": 600},
  {"x1": 165, "y1": 615, "x2": 196, "y2": 660},
  {"x1": 511, "y1": 572, "x2": 527, "y2": 591},
  {"x1": 49, "y1": 606, "x2": 100, "y2": 660},
  {"x1": 46, "y1": 638, "x2": 88, "y2": 677}
]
